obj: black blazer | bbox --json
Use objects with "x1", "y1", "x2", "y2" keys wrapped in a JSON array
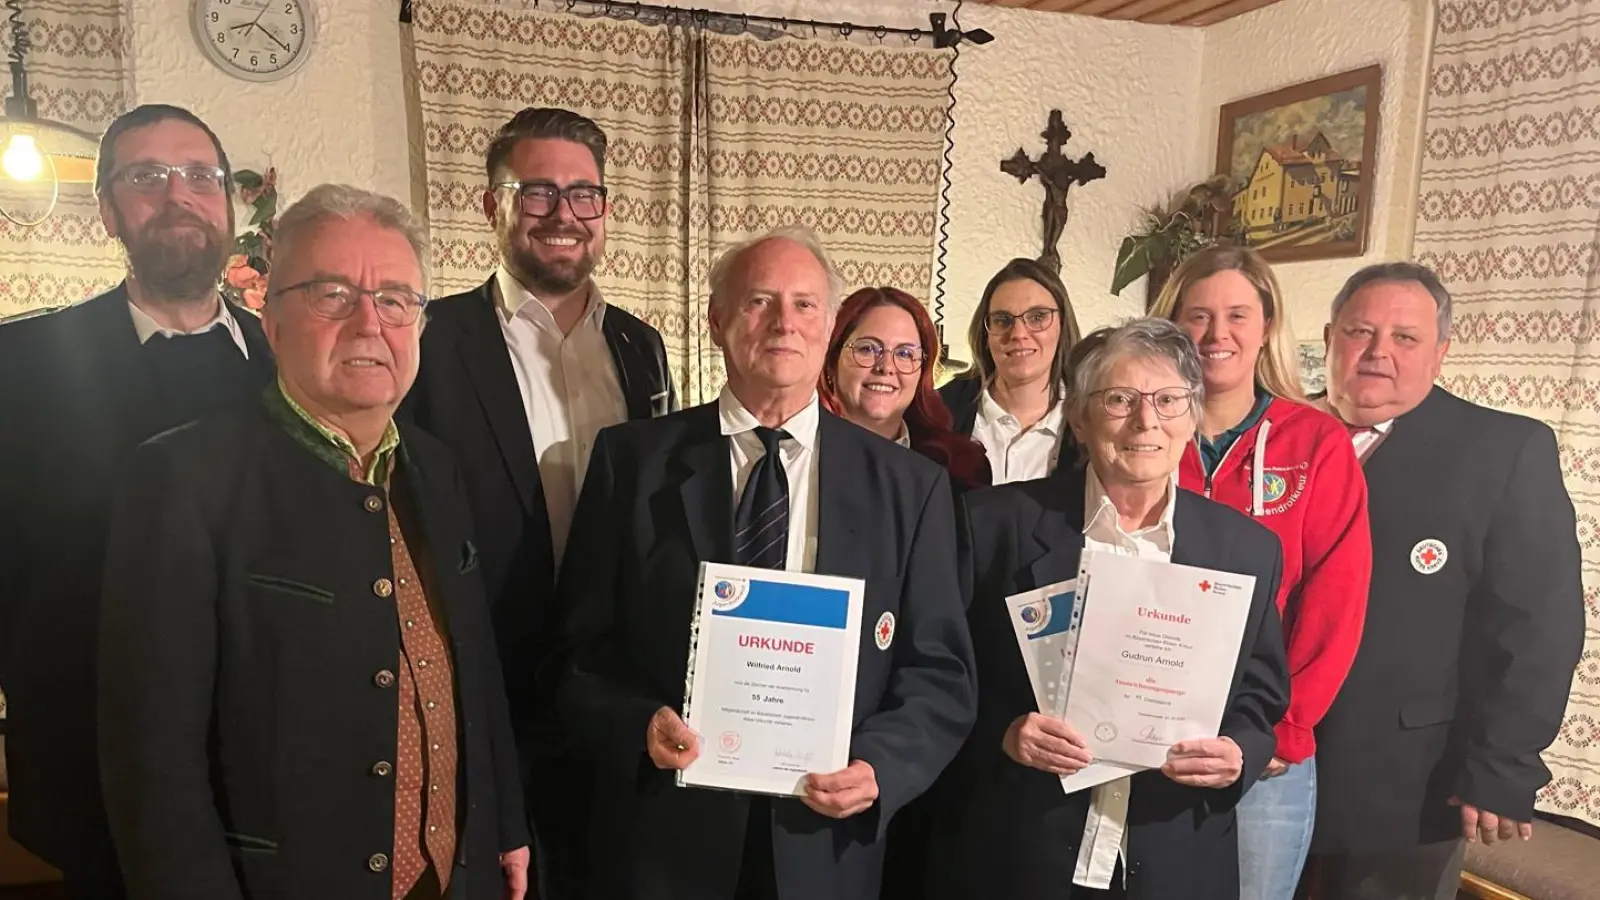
[
  {"x1": 403, "y1": 279, "x2": 676, "y2": 746},
  {"x1": 1312, "y1": 387, "x2": 1584, "y2": 853},
  {"x1": 555, "y1": 402, "x2": 977, "y2": 900},
  {"x1": 936, "y1": 376, "x2": 983, "y2": 436},
  {"x1": 926, "y1": 465, "x2": 1289, "y2": 900},
  {"x1": 96, "y1": 404, "x2": 529, "y2": 900},
  {"x1": 0, "y1": 286, "x2": 274, "y2": 878}
]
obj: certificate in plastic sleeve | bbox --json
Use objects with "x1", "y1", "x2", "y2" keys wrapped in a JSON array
[{"x1": 677, "y1": 562, "x2": 865, "y2": 796}]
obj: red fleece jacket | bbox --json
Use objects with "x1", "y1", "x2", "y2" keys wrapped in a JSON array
[{"x1": 1179, "y1": 397, "x2": 1371, "y2": 763}]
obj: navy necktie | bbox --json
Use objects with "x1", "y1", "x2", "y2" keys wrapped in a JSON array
[{"x1": 734, "y1": 427, "x2": 790, "y2": 570}]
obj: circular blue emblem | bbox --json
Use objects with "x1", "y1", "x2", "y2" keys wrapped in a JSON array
[
  {"x1": 1262, "y1": 473, "x2": 1288, "y2": 503},
  {"x1": 1020, "y1": 606, "x2": 1041, "y2": 625},
  {"x1": 714, "y1": 580, "x2": 734, "y2": 600}
]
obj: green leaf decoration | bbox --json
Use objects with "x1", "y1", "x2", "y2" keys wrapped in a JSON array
[
  {"x1": 1111, "y1": 236, "x2": 1154, "y2": 296},
  {"x1": 235, "y1": 169, "x2": 264, "y2": 190}
]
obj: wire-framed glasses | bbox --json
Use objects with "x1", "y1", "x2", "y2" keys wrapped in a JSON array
[
  {"x1": 276, "y1": 279, "x2": 428, "y2": 328},
  {"x1": 1091, "y1": 387, "x2": 1195, "y2": 420},
  {"x1": 985, "y1": 306, "x2": 1057, "y2": 334},
  {"x1": 494, "y1": 181, "x2": 608, "y2": 220},
  {"x1": 847, "y1": 339, "x2": 925, "y2": 374},
  {"x1": 113, "y1": 163, "x2": 228, "y2": 195}
]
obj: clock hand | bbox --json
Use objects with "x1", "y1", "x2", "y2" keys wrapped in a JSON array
[{"x1": 259, "y1": 25, "x2": 292, "y2": 53}]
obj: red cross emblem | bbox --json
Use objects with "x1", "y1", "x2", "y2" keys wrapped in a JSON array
[
  {"x1": 877, "y1": 619, "x2": 892, "y2": 642},
  {"x1": 1198, "y1": 580, "x2": 1212, "y2": 592},
  {"x1": 874, "y1": 612, "x2": 895, "y2": 650},
  {"x1": 1420, "y1": 548, "x2": 1438, "y2": 566}
]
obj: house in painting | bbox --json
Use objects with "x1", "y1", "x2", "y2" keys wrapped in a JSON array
[{"x1": 1230, "y1": 131, "x2": 1360, "y2": 237}]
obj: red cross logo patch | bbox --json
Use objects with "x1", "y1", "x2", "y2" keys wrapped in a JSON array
[
  {"x1": 1410, "y1": 538, "x2": 1448, "y2": 575},
  {"x1": 1198, "y1": 580, "x2": 1212, "y2": 593},
  {"x1": 874, "y1": 611, "x2": 896, "y2": 651}
]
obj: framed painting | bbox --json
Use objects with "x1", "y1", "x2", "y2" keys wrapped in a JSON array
[
  {"x1": 1297, "y1": 340, "x2": 1328, "y2": 397},
  {"x1": 1216, "y1": 65, "x2": 1382, "y2": 263}
]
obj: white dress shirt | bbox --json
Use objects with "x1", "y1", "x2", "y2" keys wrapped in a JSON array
[
  {"x1": 128, "y1": 295, "x2": 250, "y2": 358},
  {"x1": 494, "y1": 267, "x2": 628, "y2": 565},
  {"x1": 1072, "y1": 465, "x2": 1178, "y2": 889},
  {"x1": 971, "y1": 387, "x2": 1066, "y2": 484},
  {"x1": 1312, "y1": 396, "x2": 1394, "y2": 461},
  {"x1": 719, "y1": 386, "x2": 821, "y2": 574}
]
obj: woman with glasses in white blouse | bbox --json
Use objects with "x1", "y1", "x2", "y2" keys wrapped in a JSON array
[{"x1": 926, "y1": 318, "x2": 1289, "y2": 900}]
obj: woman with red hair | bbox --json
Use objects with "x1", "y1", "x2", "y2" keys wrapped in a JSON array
[{"x1": 820, "y1": 286, "x2": 990, "y2": 492}]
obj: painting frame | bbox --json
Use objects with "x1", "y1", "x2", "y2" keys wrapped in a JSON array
[{"x1": 1216, "y1": 64, "x2": 1383, "y2": 264}]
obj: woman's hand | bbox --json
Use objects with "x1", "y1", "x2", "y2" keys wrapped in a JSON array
[
  {"x1": 1002, "y1": 713, "x2": 1095, "y2": 775},
  {"x1": 1161, "y1": 737, "x2": 1243, "y2": 788}
]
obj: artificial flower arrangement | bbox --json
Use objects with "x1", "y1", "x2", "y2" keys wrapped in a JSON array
[{"x1": 220, "y1": 168, "x2": 276, "y2": 312}]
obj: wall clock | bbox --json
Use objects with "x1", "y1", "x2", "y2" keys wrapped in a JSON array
[{"x1": 191, "y1": 0, "x2": 317, "y2": 83}]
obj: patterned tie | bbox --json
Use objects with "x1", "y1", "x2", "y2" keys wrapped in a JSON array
[{"x1": 734, "y1": 427, "x2": 790, "y2": 570}]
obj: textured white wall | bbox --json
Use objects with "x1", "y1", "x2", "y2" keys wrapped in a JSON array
[
  {"x1": 125, "y1": 0, "x2": 412, "y2": 208},
  {"x1": 1199, "y1": 0, "x2": 1433, "y2": 340}
]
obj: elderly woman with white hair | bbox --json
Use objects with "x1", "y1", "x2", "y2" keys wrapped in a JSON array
[{"x1": 925, "y1": 317, "x2": 1290, "y2": 900}]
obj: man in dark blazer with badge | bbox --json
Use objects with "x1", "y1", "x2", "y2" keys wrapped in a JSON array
[
  {"x1": 0, "y1": 104, "x2": 275, "y2": 899},
  {"x1": 96, "y1": 184, "x2": 530, "y2": 900},
  {"x1": 403, "y1": 108, "x2": 674, "y2": 898},
  {"x1": 554, "y1": 226, "x2": 977, "y2": 900},
  {"x1": 1306, "y1": 262, "x2": 1584, "y2": 900}
]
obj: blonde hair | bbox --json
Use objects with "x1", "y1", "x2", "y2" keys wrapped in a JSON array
[{"x1": 1149, "y1": 245, "x2": 1304, "y2": 402}]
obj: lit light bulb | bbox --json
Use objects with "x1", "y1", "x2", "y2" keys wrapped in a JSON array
[{"x1": 2, "y1": 134, "x2": 44, "y2": 182}]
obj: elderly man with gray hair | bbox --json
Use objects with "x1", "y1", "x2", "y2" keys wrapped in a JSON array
[
  {"x1": 96, "y1": 184, "x2": 532, "y2": 900},
  {"x1": 1305, "y1": 262, "x2": 1583, "y2": 900},
  {"x1": 928, "y1": 317, "x2": 1289, "y2": 900},
  {"x1": 554, "y1": 225, "x2": 976, "y2": 900}
]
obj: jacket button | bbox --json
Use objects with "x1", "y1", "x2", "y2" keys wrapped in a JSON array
[
  {"x1": 374, "y1": 670, "x2": 396, "y2": 688},
  {"x1": 364, "y1": 495, "x2": 383, "y2": 513},
  {"x1": 371, "y1": 760, "x2": 393, "y2": 777},
  {"x1": 368, "y1": 852, "x2": 389, "y2": 872},
  {"x1": 373, "y1": 578, "x2": 393, "y2": 598}
]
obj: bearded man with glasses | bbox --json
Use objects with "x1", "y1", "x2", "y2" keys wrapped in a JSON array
[
  {"x1": 402, "y1": 106, "x2": 677, "y2": 900},
  {"x1": 0, "y1": 104, "x2": 276, "y2": 899},
  {"x1": 96, "y1": 184, "x2": 532, "y2": 900}
]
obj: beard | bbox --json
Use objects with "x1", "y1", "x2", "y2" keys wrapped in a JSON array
[
  {"x1": 501, "y1": 225, "x2": 599, "y2": 298},
  {"x1": 116, "y1": 203, "x2": 232, "y2": 302}
]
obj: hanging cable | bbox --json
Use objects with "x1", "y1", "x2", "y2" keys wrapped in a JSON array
[{"x1": 932, "y1": 0, "x2": 964, "y2": 367}]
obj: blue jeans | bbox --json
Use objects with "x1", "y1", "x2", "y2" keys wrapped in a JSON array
[{"x1": 1238, "y1": 755, "x2": 1317, "y2": 900}]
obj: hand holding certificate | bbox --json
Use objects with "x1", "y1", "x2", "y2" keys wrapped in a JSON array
[
  {"x1": 676, "y1": 562, "x2": 865, "y2": 797},
  {"x1": 1063, "y1": 551, "x2": 1255, "y2": 770}
]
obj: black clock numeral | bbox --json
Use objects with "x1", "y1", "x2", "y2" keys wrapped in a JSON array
[
  {"x1": 250, "y1": 54, "x2": 258, "y2": 67},
  {"x1": 290, "y1": 24, "x2": 299, "y2": 34},
  {"x1": 210, "y1": 11, "x2": 218, "y2": 22},
  {"x1": 232, "y1": 48, "x2": 239, "y2": 59},
  {"x1": 270, "y1": 53, "x2": 279, "y2": 65},
  {"x1": 285, "y1": 2, "x2": 294, "y2": 12},
  {"x1": 216, "y1": 31, "x2": 225, "y2": 43}
]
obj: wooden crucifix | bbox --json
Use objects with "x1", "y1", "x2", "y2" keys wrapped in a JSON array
[{"x1": 1001, "y1": 110, "x2": 1107, "y2": 275}]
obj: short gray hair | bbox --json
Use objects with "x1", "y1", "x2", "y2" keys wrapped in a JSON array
[
  {"x1": 1066, "y1": 317, "x2": 1206, "y2": 428},
  {"x1": 707, "y1": 225, "x2": 847, "y2": 312},
  {"x1": 271, "y1": 183, "x2": 430, "y2": 292},
  {"x1": 1330, "y1": 262, "x2": 1452, "y2": 341}
]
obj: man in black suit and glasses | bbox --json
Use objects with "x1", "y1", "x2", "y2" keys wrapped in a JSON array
[
  {"x1": 403, "y1": 107, "x2": 675, "y2": 898},
  {"x1": 0, "y1": 104, "x2": 275, "y2": 899},
  {"x1": 555, "y1": 225, "x2": 976, "y2": 900}
]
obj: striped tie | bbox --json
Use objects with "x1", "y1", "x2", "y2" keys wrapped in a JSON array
[{"x1": 734, "y1": 427, "x2": 790, "y2": 570}]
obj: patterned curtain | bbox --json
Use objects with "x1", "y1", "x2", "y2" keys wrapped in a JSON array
[
  {"x1": 1413, "y1": 0, "x2": 1600, "y2": 827},
  {"x1": 0, "y1": 0, "x2": 127, "y2": 319},
  {"x1": 409, "y1": 0, "x2": 951, "y2": 405}
]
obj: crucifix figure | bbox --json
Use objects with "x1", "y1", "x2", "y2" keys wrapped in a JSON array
[{"x1": 1001, "y1": 110, "x2": 1107, "y2": 274}]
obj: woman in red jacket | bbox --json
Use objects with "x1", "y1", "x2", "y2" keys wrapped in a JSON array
[{"x1": 1150, "y1": 246, "x2": 1371, "y2": 900}]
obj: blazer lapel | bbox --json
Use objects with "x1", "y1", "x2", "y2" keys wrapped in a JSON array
[
  {"x1": 673, "y1": 406, "x2": 733, "y2": 563},
  {"x1": 814, "y1": 414, "x2": 865, "y2": 577},
  {"x1": 78, "y1": 287, "x2": 163, "y2": 449},
  {"x1": 602, "y1": 307, "x2": 666, "y2": 420},
  {"x1": 1023, "y1": 466, "x2": 1088, "y2": 590},
  {"x1": 229, "y1": 302, "x2": 277, "y2": 383},
  {"x1": 454, "y1": 282, "x2": 543, "y2": 517},
  {"x1": 1169, "y1": 491, "x2": 1220, "y2": 572}
]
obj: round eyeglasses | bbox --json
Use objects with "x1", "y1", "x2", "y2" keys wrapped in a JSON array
[
  {"x1": 275, "y1": 280, "x2": 428, "y2": 328},
  {"x1": 1091, "y1": 387, "x2": 1195, "y2": 420},
  {"x1": 847, "y1": 339, "x2": 925, "y2": 375},
  {"x1": 494, "y1": 181, "x2": 608, "y2": 220},
  {"x1": 114, "y1": 163, "x2": 228, "y2": 195},
  {"x1": 985, "y1": 306, "x2": 1057, "y2": 334}
]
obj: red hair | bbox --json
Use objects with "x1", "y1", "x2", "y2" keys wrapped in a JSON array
[{"x1": 820, "y1": 287, "x2": 992, "y2": 491}]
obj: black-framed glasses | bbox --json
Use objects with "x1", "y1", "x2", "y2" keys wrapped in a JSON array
[
  {"x1": 493, "y1": 181, "x2": 608, "y2": 220},
  {"x1": 275, "y1": 279, "x2": 428, "y2": 328},
  {"x1": 1091, "y1": 387, "x2": 1195, "y2": 420},
  {"x1": 113, "y1": 163, "x2": 228, "y2": 195},
  {"x1": 846, "y1": 339, "x2": 925, "y2": 375},
  {"x1": 985, "y1": 306, "x2": 1057, "y2": 334}
]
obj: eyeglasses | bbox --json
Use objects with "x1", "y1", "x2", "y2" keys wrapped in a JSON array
[
  {"x1": 275, "y1": 280, "x2": 428, "y2": 328},
  {"x1": 1091, "y1": 387, "x2": 1195, "y2": 420},
  {"x1": 113, "y1": 164, "x2": 228, "y2": 195},
  {"x1": 493, "y1": 181, "x2": 608, "y2": 220},
  {"x1": 985, "y1": 306, "x2": 1057, "y2": 334},
  {"x1": 846, "y1": 339, "x2": 925, "y2": 375}
]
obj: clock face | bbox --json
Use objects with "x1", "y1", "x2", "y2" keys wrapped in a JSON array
[{"x1": 191, "y1": 0, "x2": 316, "y2": 83}]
